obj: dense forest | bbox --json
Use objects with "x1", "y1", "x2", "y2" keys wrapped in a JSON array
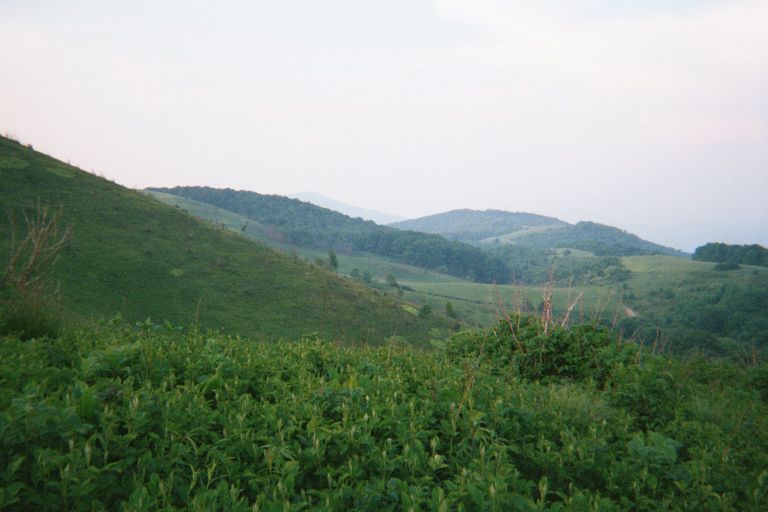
[
  {"x1": 150, "y1": 187, "x2": 511, "y2": 284},
  {"x1": 693, "y1": 242, "x2": 768, "y2": 268}
]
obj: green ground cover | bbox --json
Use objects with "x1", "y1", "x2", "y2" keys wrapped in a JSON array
[{"x1": 1, "y1": 319, "x2": 766, "y2": 510}]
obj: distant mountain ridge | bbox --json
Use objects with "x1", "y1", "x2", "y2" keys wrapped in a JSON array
[
  {"x1": 289, "y1": 192, "x2": 405, "y2": 225},
  {"x1": 148, "y1": 187, "x2": 512, "y2": 283},
  {"x1": 390, "y1": 209, "x2": 567, "y2": 243},
  {"x1": 391, "y1": 209, "x2": 684, "y2": 256}
]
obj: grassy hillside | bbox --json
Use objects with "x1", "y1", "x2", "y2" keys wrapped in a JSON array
[
  {"x1": 1, "y1": 319, "x2": 766, "y2": 510},
  {"x1": 0, "y1": 136, "x2": 452, "y2": 343},
  {"x1": 148, "y1": 187, "x2": 511, "y2": 283},
  {"x1": 146, "y1": 190, "x2": 465, "y2": 285}
]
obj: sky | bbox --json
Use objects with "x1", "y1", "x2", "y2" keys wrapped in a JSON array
[{"x1": 1, "y1": 0, "x2": 767, "y2": 251}]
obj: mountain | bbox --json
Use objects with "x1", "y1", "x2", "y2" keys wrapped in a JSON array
[
  {"x1": 0, "y1": 136, "x2": 451, "y2": 343},
  {"x1": 390, "y1": 209, "x2": 566, "y2": 243},
  {"x1": 391, "y1": 209, "x2": 684, "y2": 257},
  {"x1": 289, "y1": 191, "x2": 405, "y2": 225},
  {"x1": 147, "y1": 187, "x2": 512, "y2": 283}
]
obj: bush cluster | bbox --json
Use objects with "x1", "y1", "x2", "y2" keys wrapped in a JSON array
[{"x1": 1, "y1": 320, "x2": 766, "y2": 510}]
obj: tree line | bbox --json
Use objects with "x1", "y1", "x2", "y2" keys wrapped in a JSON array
[{"x1": 693, "y1": 242, "x2": 768, "y2": 268}]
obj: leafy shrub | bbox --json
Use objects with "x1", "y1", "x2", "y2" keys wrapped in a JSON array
[
  {"x1": 0, "y1": 290, "x2": 63, "y2": 340},
  {"x1": 1, "y1": 321, "x2": 766, "y2": 510},
  {"x1": 606, "y1": 360, "x2": 684, "y2": 431},
  {"x1": 448, "y1": 314, "x2": 638, "y2": 385}
]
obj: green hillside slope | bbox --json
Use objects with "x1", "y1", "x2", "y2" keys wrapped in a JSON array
[
  {"x1": 392, "y1": 209, "x2": 683, "y2": 256},
  {"x1": 0, "y1": 136, "x2": 450, "y2": 343},
  {"x1": 395, "y1": 254, "x2": 768, "y2": 354},
  {"x1": 148, "y1": 186, "x2": 511, "y2": 283},
  {"x1": 146, "y1": 190, "x2": 466, "y2": 285},
  {"x1": 390, "y1": 209, "x2": 566, "y2": 243},
  {"x1": 509, "y1": 221, "x2": 685, "y2": 256}
]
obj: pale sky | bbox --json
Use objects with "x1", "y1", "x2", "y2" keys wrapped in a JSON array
[{"x1": 1, "y1": 0, "x2": 767, "y2": 251}]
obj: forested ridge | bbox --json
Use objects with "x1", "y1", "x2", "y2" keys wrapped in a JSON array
[{"x1": 150, "y1": 187, "x2": 511, "y2": 283}]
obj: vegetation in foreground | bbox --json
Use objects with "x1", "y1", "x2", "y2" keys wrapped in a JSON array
[{"x1": 1, "y1": 317, "x2": 766, "y2": 511}]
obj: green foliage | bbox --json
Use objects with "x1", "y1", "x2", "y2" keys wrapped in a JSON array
[
  {"x1": 0, "y1": 136, "x2": 450, "y2": 344},
  {"x1": 149, "y1": 187, "x2": 511, "y2": 283},
  {"x1": 693, "y1": 242, "x2": 768, "y2": 268},
  {"x1": 1, "y1": 322, "x2": 766, "y2": 510},
  {"x1": 418, "y1": 304, "x2": 432, "y2": 319},
  {"x1": 402, "y1": 254, "x2": 768, "y2": 356},
  {"x1": 0, "y1": 289, "x2": 63, "y2": 340},
  {"x1": 445, "y1": 301, "x2": 457, "y2": 319},
  {"x1": 392, "y1": 210, "x2": 682, "y2": 256},
  {"x1": 448, "y1": 315, "x2": 638, "y2": 385},
  {"x1": 328, "y1": 250, "x2": 339, "y2": 271},
  {"x1": 509, "y1": 221, "x2": 685, "y2": 257},
  {"x1": 391, "y1": 208, "x2": 566, "y2": 244},
  {"x1": 486, "y1": 244, "x2": 631, "y2": 285}
]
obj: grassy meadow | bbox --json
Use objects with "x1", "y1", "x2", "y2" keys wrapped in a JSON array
[{"x1": 0, "y1": 136, "x2": 453, "y2": 344}]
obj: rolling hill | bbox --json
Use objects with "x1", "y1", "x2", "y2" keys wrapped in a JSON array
[
  {"x1": 0, "y1": 136, "x2": 452, "y2": 343},
  {"x1": 390, "y1": 209, "x2": 567, "y2": 243},
  {"x1": 391, "y1": 209, "x2": 684, "y2": 256},
  {"x1": 145, "y1": 190, "x2": 466, "y2": 285},
  {"x1": 147, "y1": 187, "x2": 511, "y2": 283}
]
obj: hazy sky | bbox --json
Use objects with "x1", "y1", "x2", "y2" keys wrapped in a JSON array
[{"x1": 2, "y1": 0, "x2": 767, "y2": 251}]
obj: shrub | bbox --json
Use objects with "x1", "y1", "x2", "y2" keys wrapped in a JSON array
[
  {"x1": 0, "y1": 289, "x2": 63, "y2": 340},
  {"x1": 448, "y1": 314, "x2": 638, "y2": 385}
]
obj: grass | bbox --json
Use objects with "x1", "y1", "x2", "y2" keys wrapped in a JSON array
[{"x1": 0, "y1": 136, "x2": 453, "y2": 344}]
